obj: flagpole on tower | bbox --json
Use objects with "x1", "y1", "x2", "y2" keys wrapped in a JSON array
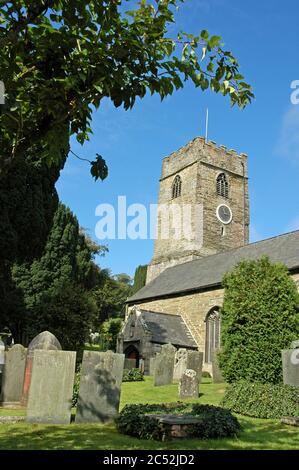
[{"x1": 205, "y1": 108, "x2": 209, "y2": 143}]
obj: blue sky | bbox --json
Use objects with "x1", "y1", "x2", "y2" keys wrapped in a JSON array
[{"x1": 56, "y1": 0, "x2": 299, "y2": 277}]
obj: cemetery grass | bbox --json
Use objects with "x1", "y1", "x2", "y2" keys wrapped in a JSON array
[{"x1": 0, "y1": 377, "x2": 298, "y2": 450}]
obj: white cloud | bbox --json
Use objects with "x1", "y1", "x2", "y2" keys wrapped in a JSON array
[{"x1": 276, "y1": 105, "x2": 299, "y2": 164}]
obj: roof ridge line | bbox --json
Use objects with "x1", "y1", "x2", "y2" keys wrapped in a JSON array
[{"x1": 156, "y1": 229, "x2": 299, "y2": 274}]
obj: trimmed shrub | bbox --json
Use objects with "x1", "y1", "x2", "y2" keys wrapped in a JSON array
[
  {"x1": 219, "y1": 257, "x2": 299, "y2": 384},
  {"x1": 122, "y1": 368, "x2": 144, "y2": 382},
  {"x1": 202, "y1": 371, "x2": 212, "y2": 379},
  {"x1": 221, "y1": 381, "x2": 299, "y2": 419},
  {"x1": 116, "y1": 402, "x2": 241, "y2": 441}
]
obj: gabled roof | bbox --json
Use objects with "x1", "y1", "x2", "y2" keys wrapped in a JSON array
[
  {"x1": 139, "y1": 310, "x2": 197, "y2": 348},
  {"x1": 128, "y1": 230, "x2": 299, "y2": 303}
]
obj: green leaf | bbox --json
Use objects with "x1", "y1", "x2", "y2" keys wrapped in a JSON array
[{"x1": 90, "y1": 154, "x2": 108, "y2": 181}]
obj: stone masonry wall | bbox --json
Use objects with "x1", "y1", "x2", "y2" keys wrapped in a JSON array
[{"x1": 147, "y1": 136, "x2": 249, "y2": 283}]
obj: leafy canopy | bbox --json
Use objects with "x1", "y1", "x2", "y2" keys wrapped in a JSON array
[
  {"x1": 0, "y1": 0, "x2": 254, "y2": 179},
  {"x1": 219, "y1": 257, "x2": 299, "y2": 385}
]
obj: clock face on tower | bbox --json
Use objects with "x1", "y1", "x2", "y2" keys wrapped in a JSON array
[{"x1": 216, "y1": 204, "x2": 233, "y2": 225}]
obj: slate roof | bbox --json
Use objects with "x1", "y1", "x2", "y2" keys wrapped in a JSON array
[
  {"x1": 128, "y1": 230, "x2": 299, "y2": 303},
  {"x1": 139, "y1": 309, "x2": 197, "y2": 348}
]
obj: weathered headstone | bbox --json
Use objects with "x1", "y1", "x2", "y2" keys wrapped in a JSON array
[
  {"x1": 179, "y1": 369, "x2": 199, "y2": 399},
  {"x1": 21, "y1": 331, "x2": 62, "y2": 406},
  {"x1": 282, "y1": 341, "x2": 299, "y2": 387},
  {"x1": 212, "y1": 349, "x2": 225, "y2": 383},
  {"x1": 173, "y1": 349, "x2": 203, "y2": 382},
  {"x1": 0, "y1": 344, "x2": 27, "y2": 405},
  {"x1": 26, "y1": 350, "x2": 76, "y2": 424},
  {"x1": 76, "y1": 350, "x2": 125, "y2": 424},
  {"x1": 153, "y1": 343, "x2": 176, "y2": 386},
  {"x1": 124, "y1": 358, "x2": 136, "y2": 370},
  {"x1": 188, "y1": 351, "x2": 203, "y2": 379},
  {"x1": 173, "y1": 349, "x2": 188, "y2": 381}
]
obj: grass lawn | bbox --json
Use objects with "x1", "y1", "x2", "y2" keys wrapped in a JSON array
[{"x1": 0, "y1": 377, "x2": 298, "y2": 450}]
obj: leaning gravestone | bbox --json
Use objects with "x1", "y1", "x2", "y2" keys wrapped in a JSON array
[
  {"x1": 0, "y1": 344, "x2": 27, "y2": 405},
  {"x1": 76, "y1": 350, "x2": 125, "y2": 424},
  {"x1": 26, "y1": 350, "x2": 76, "y2": 424},
  {"x1": 212, "y1": 349, "x2": 225, "y2": 384},
  {"x1": 282, "y1": 341, "x2": 299, "y2": 387},
  {"x1": 21, "y1": 331, "x2": 62, "y2": 406},
  {"x1": 179, "y1": 369, "x2": 199, "y2": 399},
  {"x1": 153, "y1": 343, "x2": 176, "y2": 386}
]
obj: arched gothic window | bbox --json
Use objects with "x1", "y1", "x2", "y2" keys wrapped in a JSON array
[
  {"x1": 172, "y1": 175, "x2": 182, "y2": 199},
  {"x1": 205, "y1": 307, "x2": 221, "y2": 364},
  {"x1": 216, "y1": 173, "x2": 229, "y2": 198}
]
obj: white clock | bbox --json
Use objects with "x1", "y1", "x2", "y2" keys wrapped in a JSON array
[{"x1": 216, "y1": 204, "x2": 233, "y2": 225}]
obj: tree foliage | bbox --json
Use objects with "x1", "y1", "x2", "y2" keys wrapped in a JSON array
[
  {"x1": 219, "y1": 257, "x2": 299, "y2": 384},
  {"x1": 0, "y1": 0, "x2": 254, "y2": 177}
]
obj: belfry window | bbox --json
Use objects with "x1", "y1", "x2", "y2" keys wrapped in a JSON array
[
  {"x1": 216, "y1": 173, "x2": 229, "y2": 198},
  {"x1": 172, "y1": 175, "x2": 182, "y2": 199},
  {"x1": 205, "y1": 308, "x2": 221, "y2": 364}
]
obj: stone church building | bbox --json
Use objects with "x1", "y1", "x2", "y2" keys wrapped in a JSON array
[{"x1": 117, "y1": 136, "x2": 299, "y2": 374}]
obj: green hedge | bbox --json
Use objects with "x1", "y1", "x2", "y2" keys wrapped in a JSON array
[
  {"x1": 221, "y1": 381, "x2": 299, "y2": 419},
  {"x1": 122, "y1": 368, "x2": 144, "y2": 382},
  {"x1": 219, "y1": 257, "x2": 299, "y2": 384},
  {"x1": 116, "y1": 403, "x2": 241, "y2": 441}
]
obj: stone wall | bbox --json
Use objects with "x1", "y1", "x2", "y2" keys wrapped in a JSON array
[{"x1": 147, "y1": 137, "x2": 249, "y2": 283}]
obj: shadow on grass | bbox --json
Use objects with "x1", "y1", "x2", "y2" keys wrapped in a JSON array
[{"x1": 0, "y1": 418, "x2": 298, "y2": 450}]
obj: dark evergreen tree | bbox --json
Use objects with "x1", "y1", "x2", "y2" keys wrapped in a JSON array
[{"x1": 10, "y1": 203, "x2": 99, "y2": 348}]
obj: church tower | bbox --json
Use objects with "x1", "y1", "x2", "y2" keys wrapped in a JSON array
[{"x1": 146, "y1": 136, "x2": 250, "y2": 283}]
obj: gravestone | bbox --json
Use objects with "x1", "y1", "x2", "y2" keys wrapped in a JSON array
[
  {"x1": 26, "y1": 349, "x2": 76, "y2": 424},
  {"x1": 124, "y1": 358, "x2": 136, "y2": 370},
  {"x1": 178, "y1": 369, "x2": 199, "y2": 399},
  {"x1": 0, "y1": 344, "x2": 27, "y2": 405},
  {"x1": 153, "y1": 343, "x2": 176, "y2": 386},
  {"x1": 76, "y1": 350, "x2": 125, "y2": 424},
  {"x1": 149, "y1": 356, "x2": 156, "y2": 376},
  {"x1": 173, "y1": 349, "x2": 203, "y2": 382},
  {"x1": 212, "y1": 349, "x2": 225, "y2": 383},
  {"x1": 0, "y1": 340, "x2": 4, "y2": 393},
  {"x1": 21, "y1": 331, "x2": 62, "y2": 406},
  {"x1": 282, "y1": 341, "x2": 299, "y2": 387}
]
